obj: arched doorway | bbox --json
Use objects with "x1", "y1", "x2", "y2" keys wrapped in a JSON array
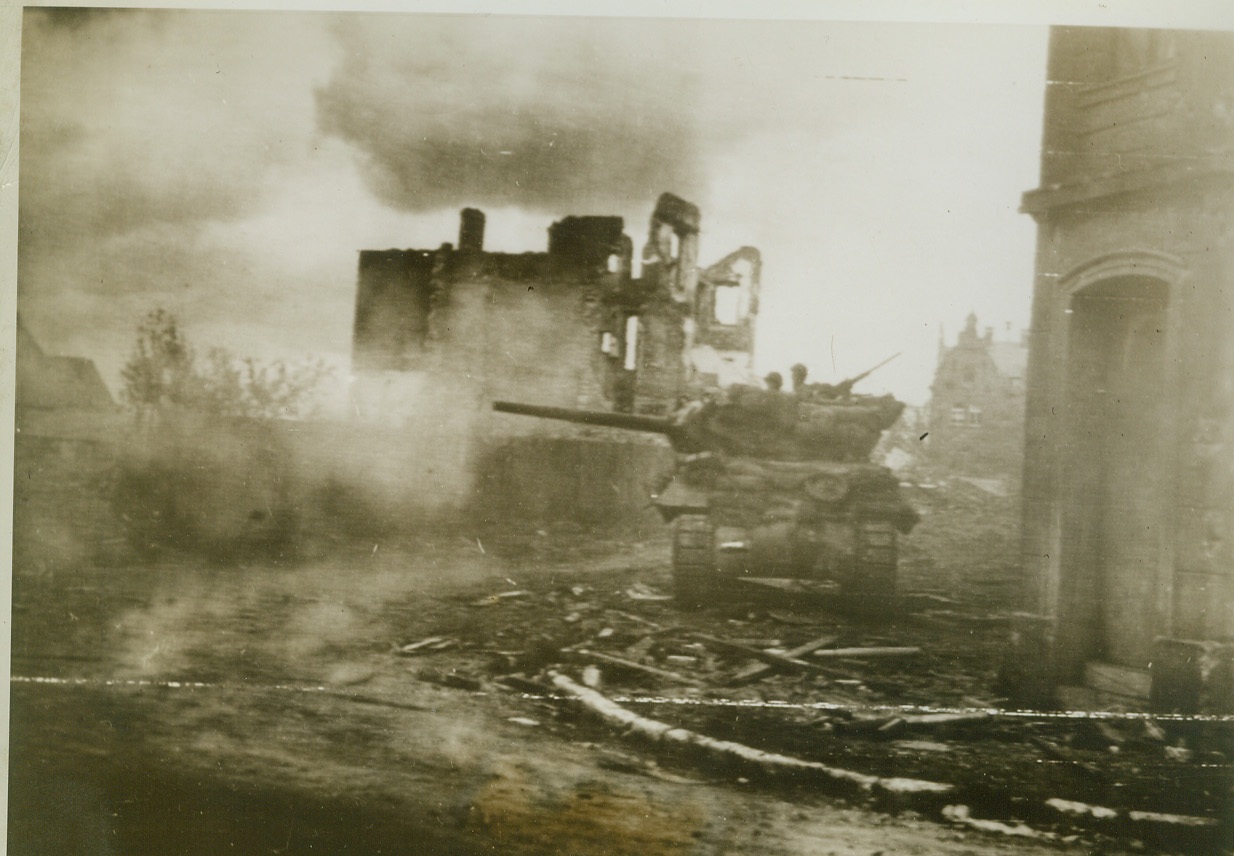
[{"x1": 1063, "y1": 275, "x2": 1171, "y2": 668}]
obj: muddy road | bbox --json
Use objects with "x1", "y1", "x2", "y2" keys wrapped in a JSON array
[{"x1": 8, "y1": 526, "x2": 1168, "y2": 856}]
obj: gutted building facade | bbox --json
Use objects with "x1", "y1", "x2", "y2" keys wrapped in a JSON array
[
  {"x1": 927, "y1": 313, "x2": 1027, "y2": 481},
  {"x1": 350, "y1": 194, "x2": 762, "y2": 522},
  {"x1": 1016, "y1": 27, "x2": 1234, "y2": 711},
  {"x1": 352, "y1": 194, "x2": 761, "y2": 419}
]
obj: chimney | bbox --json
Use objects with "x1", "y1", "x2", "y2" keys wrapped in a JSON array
[{"x1": 459, "y1": 208, "x2": 486, "y2": 252}]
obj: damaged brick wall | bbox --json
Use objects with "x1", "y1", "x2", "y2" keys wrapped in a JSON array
[{"x1": 352, "y1": 249, "x2": 438, "y2": 372}]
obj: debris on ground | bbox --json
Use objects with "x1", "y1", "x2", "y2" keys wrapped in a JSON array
[
  {"x1": 549, "y1": 670, "x2": 953, "y2": 799},
  {"x1": 810, "y1": 646, "x2": 921, "y2": 659},
  {"x1": 383, "y1": 556, "x2": 1231, "y2": 853},
  {"x1": 625, "y1": 583, "x2": 673, "y2": 601},
  {"x1": 569, "y1": 648, "x2": 703, "y2": 687},
  {"x1": 396, "y1": 636, "x2": 457, "y2": 655},
  {"x1": 471, "y1": 590, "x2": 532, "y2": 607},
  {"x1": 942, "y1": 805, "x2": 1055, "y2": 841}
]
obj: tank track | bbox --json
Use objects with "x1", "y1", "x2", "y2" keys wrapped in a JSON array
[
  {"x1": 849, "y1": 518, "x2": 898, "y2": 598},
  {"x1": 672, "y1": 513, "x2": 716, "y2": 607}
]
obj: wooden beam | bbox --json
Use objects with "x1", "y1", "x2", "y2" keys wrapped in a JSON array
[
  {"x1": 812, "y1": 646, "x2": 920, "y2": 659},
  {"x1": 549, "y1": 671, "x2": 953, "y2": 798},
  {"x1": 703, "y1": 633, "x2": 839, "y2": 685},
  {"x1": 570, "y1": 648, "x2": 703, "y2": 687}
]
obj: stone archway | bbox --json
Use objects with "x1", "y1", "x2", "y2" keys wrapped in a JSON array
[
  {"x1": 1058, "y1": 254, "x2": 1182, "y2": 670},
  {"x1": 1068, "y1": 278, "x2": 1170, "y2": 666}
]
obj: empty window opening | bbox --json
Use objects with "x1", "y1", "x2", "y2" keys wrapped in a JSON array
[
  {"x1": 713, "y1": 285, "x2": 742, "y2": 326},
  {"x1": 624, "y1": 315, "x2": 640, "y2": 371}
]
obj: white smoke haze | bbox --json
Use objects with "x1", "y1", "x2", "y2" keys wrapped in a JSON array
[
  {"x1": 18, "y1": 8, "x2": 1050, "y2": 406},
  {"x1": 106, "y1": 537, "x2": 518, "y2": 682}
]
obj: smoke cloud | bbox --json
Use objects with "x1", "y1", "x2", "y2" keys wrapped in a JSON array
[
  {"x1": 314, "y1": 16, "x2": 707, "y2": 215},
  {"x1": 16, "y1": 9, "x2": 1050, "y2": 406}
]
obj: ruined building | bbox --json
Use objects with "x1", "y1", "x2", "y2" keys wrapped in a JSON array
[
  {"x1": 926, "y1": 313, "x2": 1027, "y2": 482},
  {"x1": 350, "y1": 194, "x2": 761, "y2": 522},
  {"x1": 352, "y1": 193, "x2": 760, "y2": 419},
  {"x1": 1014, "y1": 27, "x2": 1234, "y2": 711}
]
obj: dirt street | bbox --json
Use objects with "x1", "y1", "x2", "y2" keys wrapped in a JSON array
[{"x1": 11, "y1": 521, "x2": 1188, "y2": 856}]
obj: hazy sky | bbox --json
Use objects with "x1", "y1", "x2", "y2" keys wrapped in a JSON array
[{"x1": 18, "y1": 8, "x2": 1052, "y2": 405}]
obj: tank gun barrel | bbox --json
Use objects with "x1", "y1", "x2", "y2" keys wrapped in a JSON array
[
  {"x1": 492, "y1": 401, "x2": 678, "y2": 436},
  {"x1": 837, "y1": 352, "x2": 901, "y2": 391}
]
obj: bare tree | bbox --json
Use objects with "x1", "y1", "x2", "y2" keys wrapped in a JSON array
[{"x1": 120, "y1": 308, "x2": 333, "y2": 420}]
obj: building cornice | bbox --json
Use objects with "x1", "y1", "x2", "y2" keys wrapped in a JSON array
[{"x1": 1020, "y1": 156, "x2": 1234, "y2": 219}]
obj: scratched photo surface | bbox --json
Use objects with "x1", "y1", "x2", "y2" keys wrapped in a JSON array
[{"x1": 11, "y1": 7, "x2": 1234, "y2": 855}]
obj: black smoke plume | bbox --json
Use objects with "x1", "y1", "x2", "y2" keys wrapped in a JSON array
[{"x1": 315, "y1": 16, "x2": 706, "y2": 214}]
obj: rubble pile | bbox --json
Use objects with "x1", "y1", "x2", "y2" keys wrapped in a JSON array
[
  {"x1": 897, "y1": 480, "x2": 1024, "y2": 609},
  {"x1": 395, "y1": 570, "x2": 1232, "y2": 853}
]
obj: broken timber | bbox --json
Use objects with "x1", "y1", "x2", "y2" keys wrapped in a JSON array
[
  {"x1": 548, "y1": 671, "x2": 952, "y2": 799},
  {"x1": 570, "y1": 648, "x2": 703, "y2": 687},
  {"x1": 688, "y1": 633, "x2": 838, "y2": 684},
  {"x1": 721, "y1": 633, "x2": 840, "y2": 685},
  {"x1": 811, "y1": 646, "x2": 920, "y2": 659},
  {"x1": 898, "y1": 711, "x2": 989, "y2": 727}
]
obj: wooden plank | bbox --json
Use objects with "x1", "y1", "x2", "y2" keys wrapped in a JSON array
[
  {"x1": 899, "y1": 711, "x2": 991, "y2": 727},
  {"x1": 715, "y1": 633, "x2": 840, "y2": 685},
  {"x1": 1083, "y1": 661, "x2": 1151, "y2": 700},
  {"x1": 571, "y1": 648, "x2": 703, "y2": 687},
  {"x1": 812, "y1": 646, "x2": 920, "y2": 659}
]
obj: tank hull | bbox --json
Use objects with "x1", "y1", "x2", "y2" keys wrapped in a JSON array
[
  {"x1": 659, "y1": 455, "x2": 915, "y2": 604},
  {"x1": 492, "y1": 396, "x2": 918, "y2": 606}
]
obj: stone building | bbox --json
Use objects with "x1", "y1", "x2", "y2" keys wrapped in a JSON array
[
  {"x1": 350, "y1": 194, "x2": 761, "y2": 522},
  {"x1": 926, "y1": 313, "x2": 1027, "y2": 481},
  {"x1": 1015, "y1": 27, "x2": 1234, "y2": 711}
]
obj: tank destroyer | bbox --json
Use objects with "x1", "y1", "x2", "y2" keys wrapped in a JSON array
[{"x1": 492, "y1": 360, "x2": 917, "y2": 606}]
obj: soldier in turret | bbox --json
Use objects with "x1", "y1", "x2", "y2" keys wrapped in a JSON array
[
  {"x1": 791, "y1": 361, "x2": 846, "y2": 400},
  {"x1": 791, "y1": 363, "x2": 809, "y2": 394},
  {"x1": 763, "y1": 371, "x2": 783, "y2": 392}
]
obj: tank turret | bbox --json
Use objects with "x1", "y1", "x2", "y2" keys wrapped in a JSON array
[{"x1": 495, "y1": 388, "x2": 905, "y2": 463}]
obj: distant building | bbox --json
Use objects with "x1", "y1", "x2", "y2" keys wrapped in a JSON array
[
  {"x1": 15, "y1": 316, "x2": 121, "y2": 445},
  {"x1": 1014, "y1": 27, "x2": 1234, "y2": 712},
  {"x1": 926, "y1": 313, "x2": 1027, "y2": 481},
  {"x1": 16, "y1": 316, "x2": 115, "y2": 414}
]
